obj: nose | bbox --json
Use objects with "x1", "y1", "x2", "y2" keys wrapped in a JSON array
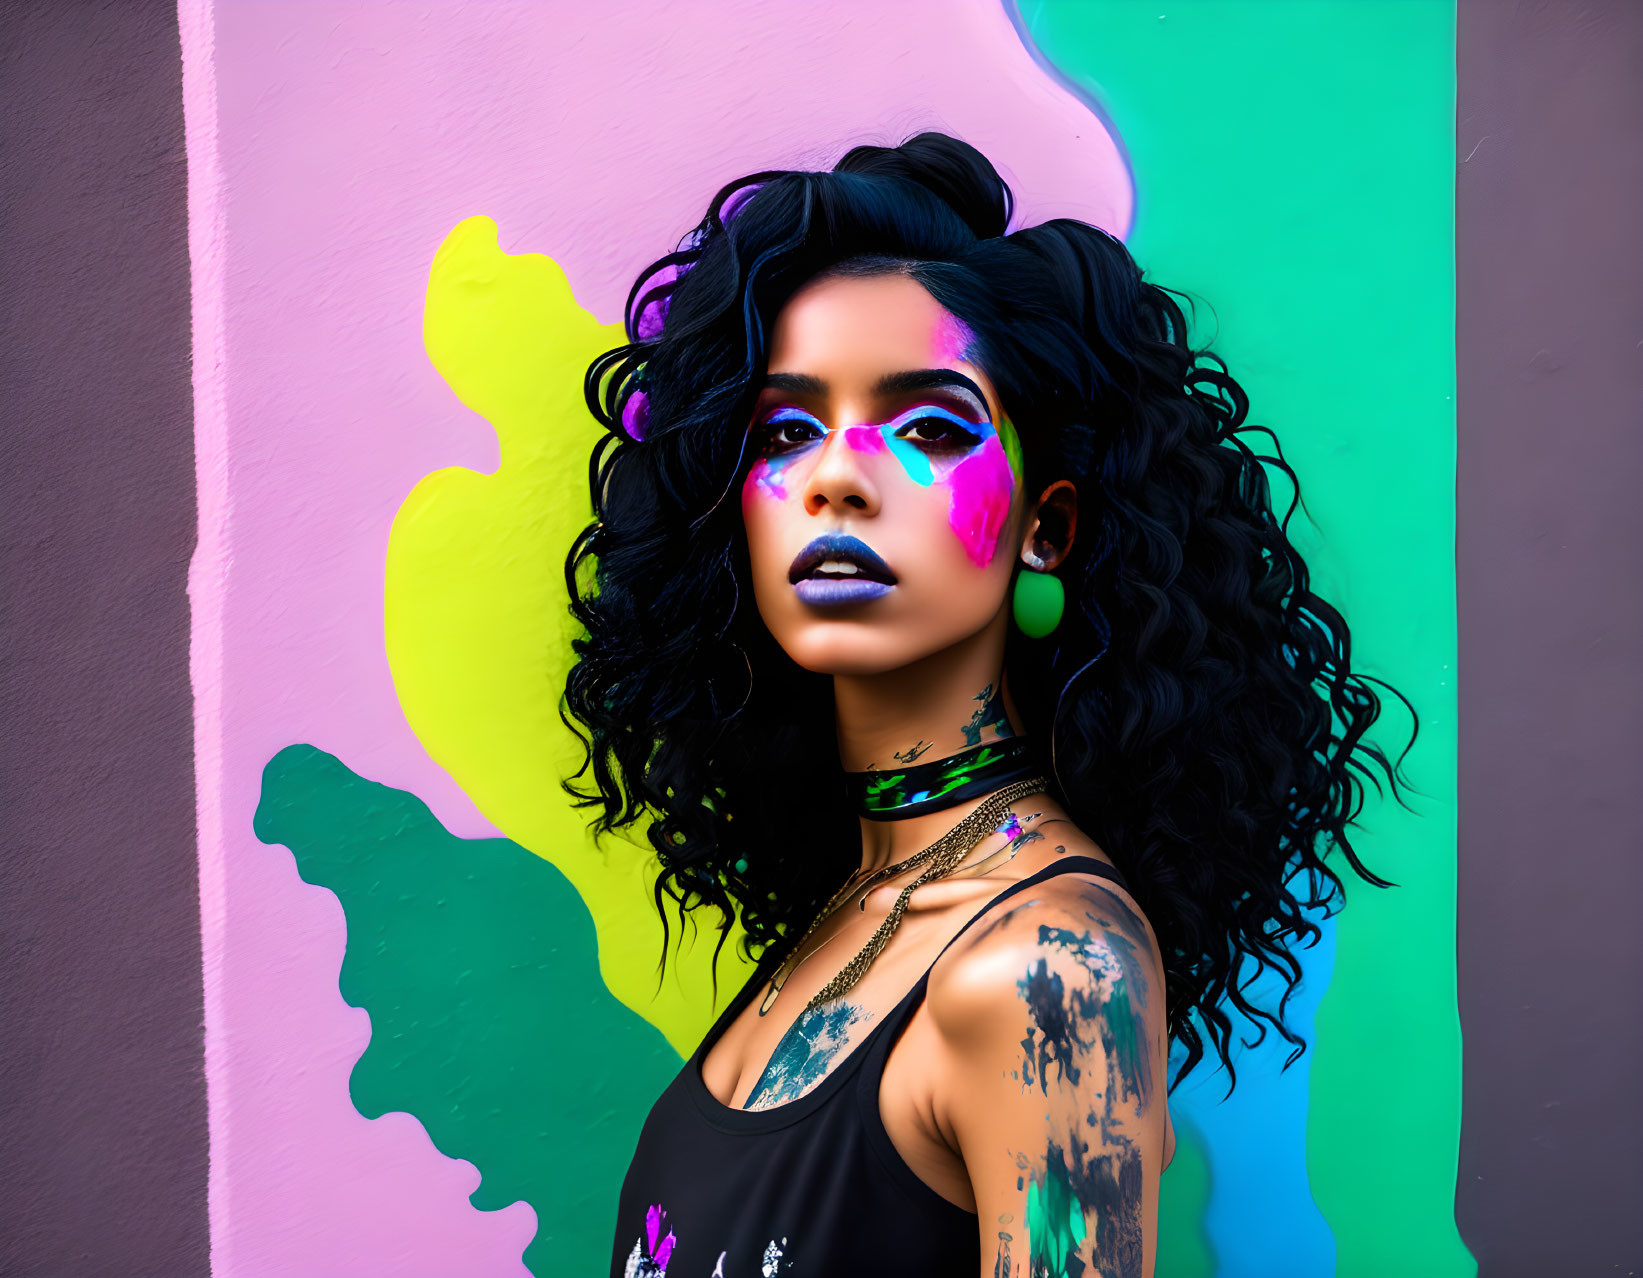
[{"x1": 802, "y1": 424, "x2": 882, "y2": 518}]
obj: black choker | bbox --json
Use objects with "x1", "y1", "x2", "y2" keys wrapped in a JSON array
[{"x1": 844, "y1": 737, "x2": 1041, "y2": 820}]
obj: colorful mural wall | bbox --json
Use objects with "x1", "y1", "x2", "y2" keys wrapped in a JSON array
[
  {"x1": 8, "y1": 1, "x2": 1639, "y2": 1276},
  {"x1": 181, "y1": 2, "x2": 1465, "y2": 1273}
]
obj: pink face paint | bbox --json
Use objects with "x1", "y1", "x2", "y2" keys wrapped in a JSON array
[
  {"x1": 741, "y1": 390, "x2": 1017, "y2": 570},
  {"x1": 925, "y1": 310, "x2": 1018, "y2": 565},
  {"x1": 941, "y1": 433, "x2": 1015, "y2": 567},
  {"x1": 841, "y1": 423, "x2": 887, "y2": 454},
  {"x1": 932, "y1": 310, "x2": 978, "y2": 366},
  {"x1": 742, "y1": 455, "x2": 789, "y2": 503},
  {"x1": 743, "y1": 411, "x2": 881, "y2": 507}
]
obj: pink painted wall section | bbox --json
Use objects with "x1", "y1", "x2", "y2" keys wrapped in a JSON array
[{"x1": 185, "y1": 0, "x2": 1130, "y2": 1271}]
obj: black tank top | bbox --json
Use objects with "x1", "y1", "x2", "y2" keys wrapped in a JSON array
[{"x1": 609, "y1": 854, "x2": 1131, "y2": 1277}]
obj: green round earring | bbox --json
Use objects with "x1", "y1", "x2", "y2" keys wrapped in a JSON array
[{"x1": 1012, "y1": 556, "x2": 1065, "y2": 638}]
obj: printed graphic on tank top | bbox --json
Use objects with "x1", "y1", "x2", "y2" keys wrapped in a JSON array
[{"x1": 609, "y1": 855, "x2": 1134, "y2": 1277}]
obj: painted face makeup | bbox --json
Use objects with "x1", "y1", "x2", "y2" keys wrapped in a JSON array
[{"x1": 742, "y1": 392, "x2": 1024, "y2": 574}]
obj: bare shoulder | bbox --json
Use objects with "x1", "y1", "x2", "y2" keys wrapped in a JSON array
[
  {"x1": 920, "y1": 833, "x2": 1173, "y2": 1274},
  {"x1": 926, "y1": 840, "x2": 1165, "y2": 1053}
]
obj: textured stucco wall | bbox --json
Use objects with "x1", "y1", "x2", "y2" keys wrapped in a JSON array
[
  {"x1": 2, "y1": 2, "x2": 1639, "y2": 1275},
  {"x1": 1454, "y1": 1, "x2": 1643, "y2": 1270},
  {"x1": 0, "y1": 4, "x2": 205, "y2": 1276}
]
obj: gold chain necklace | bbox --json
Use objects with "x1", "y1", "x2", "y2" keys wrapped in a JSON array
[{"x1": 758, "y1": 775, "x2": 1049, "y2": 1016}]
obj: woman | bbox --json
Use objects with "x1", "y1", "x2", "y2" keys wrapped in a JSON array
[{"x1": 564, "y1": 133, "x2": 1412, "y2": 1278}]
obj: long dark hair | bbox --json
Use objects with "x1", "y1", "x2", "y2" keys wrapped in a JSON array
[{"x1": 561, "y1": 132, "x2": 1416, "y2": 1091}]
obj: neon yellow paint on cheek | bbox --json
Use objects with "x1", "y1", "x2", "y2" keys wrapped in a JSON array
[{"x1": 998, "y1": 411, "x2": 1024, "y2": 487}]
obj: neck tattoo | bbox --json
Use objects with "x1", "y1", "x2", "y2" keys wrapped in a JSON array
[{"x1": 963, "y1": 681, "x2": 1013, "y2": 746}]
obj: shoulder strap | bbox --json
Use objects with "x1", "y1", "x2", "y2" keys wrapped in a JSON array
[
  {"x1": 928, "y1": 854, "x2": 1129, "y2": 971},
  {"x1": 854, "y1": 855, "x2": 1132, "y2": 1085},
  {"x1": 703, "y1": 857, "x2": 1130, "y2": 1065}
]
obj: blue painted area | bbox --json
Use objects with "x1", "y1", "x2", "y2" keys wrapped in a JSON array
[
  {"x1": 1166, "y1": 902, "x2": 1338, "y2": 1278},
  {"x1": 882, "y1": 428, "x2": 936, "y2": 486}
]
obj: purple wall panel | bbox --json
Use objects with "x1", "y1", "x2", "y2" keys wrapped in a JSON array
[
  {"x1": 1455, "y1": 1, "x2": 1643, "y2": 1270},
  {"x1": 0, "y1": 3, "x2": 206, "y2": 1275}
]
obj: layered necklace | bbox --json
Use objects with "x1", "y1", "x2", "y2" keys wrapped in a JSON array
[{"x1": 759, "y1": 739, "x2": 1049, "y2": 1016}]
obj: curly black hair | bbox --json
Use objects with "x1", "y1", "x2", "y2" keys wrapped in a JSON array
[{"x1": 561, "y1": 132, "x2": 1417, "y2": 1092}]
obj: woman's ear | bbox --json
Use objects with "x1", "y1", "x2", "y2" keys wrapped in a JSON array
[{"x1": 1018, "y1": 480, "x2": 1078, "y2": 569}]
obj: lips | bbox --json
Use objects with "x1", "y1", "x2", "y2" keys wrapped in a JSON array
[
  {"x1": 788, "y1": 533, "x2": 898, "y2": 585},
  {"x1": 788, "y1": 533, "x2": 897, "y2": 607}
]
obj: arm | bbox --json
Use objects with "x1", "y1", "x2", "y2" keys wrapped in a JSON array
[{"x1": 928, "y1": 876, "x2": 1169, "y2": 1278}]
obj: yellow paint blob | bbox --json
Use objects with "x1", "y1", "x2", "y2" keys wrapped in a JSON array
[{"x1": 387, "y1": 216, "x2": 738, "y2": 1053}]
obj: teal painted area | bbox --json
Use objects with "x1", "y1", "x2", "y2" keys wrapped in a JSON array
[
  {"x1": 254, "y1": 745, "x2": 683, "y2": 1277},
  {"x1": 885, "y1": 429, "x2": 937, "y2": 485},
  {"x1": 1017, "y1": 3, "x2": 1469, "y2": 1276},
  {"x1": 1156, "y1": 1113, "x2": 1215, "y2": 1278},
  {"x1": 1026, "y1": 1145, "x2": 1089, "y2": 1275}
]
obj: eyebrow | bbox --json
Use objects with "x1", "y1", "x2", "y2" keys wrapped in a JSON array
[{"x1": 760, "y1": 368, "x2": 991, "y2": 414}]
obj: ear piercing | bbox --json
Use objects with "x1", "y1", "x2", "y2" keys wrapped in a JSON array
[{"x1": 1012, "y1": 551, "x2": 1065, "y2": 637}]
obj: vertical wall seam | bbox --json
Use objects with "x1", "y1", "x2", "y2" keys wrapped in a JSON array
[{"x1": 180, "y1": 0, "x2": 229, "y2": 1270}]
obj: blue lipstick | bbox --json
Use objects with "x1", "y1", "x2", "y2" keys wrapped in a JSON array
[
  {"x1": 794, "y1": 577, "x2": 894, "y2": 605},
  {"x1": 788, "y1": 532, "x2": 897, "y2": 607}
]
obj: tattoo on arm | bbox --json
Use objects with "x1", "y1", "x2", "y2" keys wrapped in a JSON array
[
  {"x1": 992, "y1": 1213, "x2": 1015, "y2": 1278},
  {"x1": 1012, "y1": 906, "x2": 1155, "y2": 1276}
]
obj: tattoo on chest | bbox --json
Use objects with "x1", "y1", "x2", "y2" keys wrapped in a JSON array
[
  {"x1": 741, "y1": 1000, "x2": 874, "y2": 1111},
  {"x1": 996, "y1": 808, "x2": 1045, "y2": 851}
]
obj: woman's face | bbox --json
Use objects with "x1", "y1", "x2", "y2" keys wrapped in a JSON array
[{"x1": 740, "y1": 272, "x2": 1028, "y2": 676}]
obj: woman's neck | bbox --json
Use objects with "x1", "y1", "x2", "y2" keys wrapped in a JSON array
[{"x1": 833, "y1": 620, "x2": 1026, "y2": 874}]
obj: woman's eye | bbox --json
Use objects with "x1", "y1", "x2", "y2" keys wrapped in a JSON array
[
  {"x1": 753, "y1": 416, "x2": 823, "y2": 449},
  {"x1": 898, "y1": 414, "x2": 982, "y2": 448}
]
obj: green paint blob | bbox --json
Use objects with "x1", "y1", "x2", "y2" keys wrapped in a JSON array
[
  {"x1": 253, "y1": 744, "x2": 682, "y2": 1277},
  {"x1": 1024, "y1": 4, "x2": 1468, "y2": 1275},
  {"x1": 1105, "y1": 976, "x2": 1144, "y2": 1102},
  {"x1": 1156, "y1": 1114, "x2": 1215, "y2": 1278}
]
